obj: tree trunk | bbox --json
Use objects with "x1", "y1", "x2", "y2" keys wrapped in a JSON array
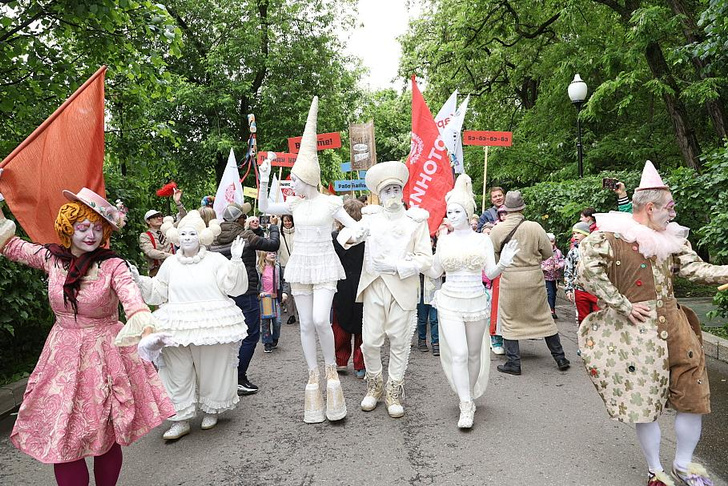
[
  {"x1": 215, "y1": 151, "x2": 226, "y2": 186},
  {"x1": 644, "y1": 42, "x2": 702, "y2": 170},
  {"x1": 665, "y1": 0, "x2": 728, "y2": 140}
]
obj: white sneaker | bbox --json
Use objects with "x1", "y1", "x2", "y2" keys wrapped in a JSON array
[
  {"x1": 162, "y1": 421, "x2": 190, "y2": 440},
  {"x1": 201, "y1": 414, "x2": 218, "y2": 430},
  {"x1": 491, "y1": 344, "x2": 505, "y2": 355}
]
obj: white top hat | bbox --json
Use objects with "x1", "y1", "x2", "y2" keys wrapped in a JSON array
[
  {"x1": 290, "y1": 96, "x2": 321, "y2": 187},
  {"x1": 365, "y1": 161, "x2": 409, "y2": 194}
]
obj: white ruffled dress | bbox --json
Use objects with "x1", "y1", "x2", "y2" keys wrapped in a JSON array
[
  {"x1": 430, "y1": 231, "x2": 501, "y2": 399},
  {"x1": 283, "y1": 195, "x2": 346, "y2": 285},
  {"x1": 124, "y1": 247, "x2": 249, "y2": 346}
]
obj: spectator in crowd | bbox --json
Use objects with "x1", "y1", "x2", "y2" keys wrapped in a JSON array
[
  {"x1": 209, "y1": 201, "x2": 279, "y2": 396},
  {"x1": 581, "y1": 207, "x2": 597, "y2": 233},
  {"x1": 476, "y1": 186, "x2": 506, "y2": 231},
  {"x1": 331, "y1": 198, "x2": 366, "y2": 379},
  {"x1": 139, "y1": 188, "x2": 186, "y2": 276},
  {"x1": 418, "y1": 236, "x2": 441, "y2": 356},
  {"x1": 278, "y1": 214, "x2": 297, "y2": 324},
  {"x1": 577, "y1": 160, "x2": 728, "y2": 486},
  {"x1": 541, "y1": 233, "x2": 565, "y2": 319},
  {"x1": 489, "y1": 191, "x2": 570, "y2": 376},
  {"x1": 257, "y1": 251, "x2": 287, "y2": 353},
  {"x1": 564, "y1": 222, "x2": 599, "y2": 324}
]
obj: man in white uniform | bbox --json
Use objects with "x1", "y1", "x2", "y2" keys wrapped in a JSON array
[{"x1": 338, "y1": 161, "x2": 433, "y2": 418}]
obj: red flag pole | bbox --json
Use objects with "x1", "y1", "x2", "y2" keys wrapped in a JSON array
[{"x1": 1, "y1": 66, "x2": 107, "y2": 167}]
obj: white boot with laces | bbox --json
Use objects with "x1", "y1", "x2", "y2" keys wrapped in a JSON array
[
  {"x1": 361, "y1": 372, "x2": 383, "y2": 411},
  {"x1": 457, "y1": 400, "x2": 476, "y2": 429}
]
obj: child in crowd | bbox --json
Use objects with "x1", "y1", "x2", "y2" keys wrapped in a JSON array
[
  {"x1": 564, "y1": 222, "x2": 599, "y2": 323},
  {"x1": 488, "y1": 204, "x2": 509, "y2": 354},
  {"x1": 580, "y1": 207, "x2": 597, "y2": 233},
  {"x1": 541, "y1": 233, "x2": 565, "y2": 319},
  {"x1": 258, "y1": 251, "x2": 288, "y2": 353}
]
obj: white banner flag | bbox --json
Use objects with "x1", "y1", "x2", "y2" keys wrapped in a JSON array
[
  {"x1": 268, "y1": 174, "x2": 286, "y2": 205},
  {"x1": 213, "y1": 148, "x2": 245, "y2": 219},
  {"x1": 435, "y1": 90, "x2": 458, "y2": 133},
  {"x1": 443, "y1": 95, "x2": 469, "y2": 173}
]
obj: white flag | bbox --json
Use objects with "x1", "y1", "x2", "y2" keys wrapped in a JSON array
[
  {"x1": 213, "y1": 148, "x2": 245, "y2": 220},
  {"x1": 268, "y1": 174, "x2": 285, "y2": 205},
  {"x1": 435, "y1": 90, "x2": 458, "y2": 134},
  {"x1": 443, "y1": 95, "x2": 469, "y2": 173}
]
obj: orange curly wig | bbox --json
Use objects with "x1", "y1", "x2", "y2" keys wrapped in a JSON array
[{"x1": 55, "y1": 202, "x2": 113, "y2": 248}]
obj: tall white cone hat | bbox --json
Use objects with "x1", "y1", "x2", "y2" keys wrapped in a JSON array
[{"x1": 291, "y1": 96, "x2": 321, "y2": 187}]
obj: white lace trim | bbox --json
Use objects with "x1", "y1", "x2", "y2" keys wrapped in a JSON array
[
  {"x1": 153, "y1": 300, "x2": 247, "y2": 346},
  {"x1": 595, "y1": 212, "x2": 688, "y2": 263}
]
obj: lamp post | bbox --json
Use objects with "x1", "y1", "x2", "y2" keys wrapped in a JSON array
[{"x1": 568, "y1": 74, "x2": 588, "y2": 178}]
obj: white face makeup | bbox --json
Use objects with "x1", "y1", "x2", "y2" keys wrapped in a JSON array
[
  {"x1": 248, "y1": 217, "x2": 260, "y2": 229},
  {"x1": 649, "y1": 194, "x2": 676, "y2": 231},
  {"x1": 71, "y1": 219, "x2": 104, "y2": 256},
  {"x1": 446, "y1": 203, "x2": 469, "y2": 230},
  {"x1": 178, "y1": 226, "x2": 201, "y2": 256},
  {"x1": 379, "y1": 184, "x2": 403, "y2": 210},
  {"x1": 291, "y1": 174, "x2": 310, "y2": 196}
]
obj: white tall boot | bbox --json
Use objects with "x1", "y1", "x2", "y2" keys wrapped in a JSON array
[
  {"x1": 360, "y1": 372, "x2": 383, "y2": 412},
  {"x1": 304, "y1": 368, "x2": 325, "y2": 424},
  {"x1": 325, "y1": 363, "x2": 347, "y2": 421}
]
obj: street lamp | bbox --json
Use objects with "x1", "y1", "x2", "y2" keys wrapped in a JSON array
[{"x1": 568, "y1": 74, "x2": 588, "y2": 178}]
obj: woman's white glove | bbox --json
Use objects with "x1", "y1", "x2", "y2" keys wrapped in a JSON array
[
  {"x1": 137, "y1": 332, "x2": 177, "y2": 362},
  {"x1": 259, "y1": 153, "x2": 275, "y2": 185},
  {"x1": 230, "y1": 236, "x2": 245, "y2": 261},
  {"x1": 128, "y1": 263, "x2": 141, "y2": 283},
  {"x1": 498, "y1": 240, "x2": 520, "y2": 268}
]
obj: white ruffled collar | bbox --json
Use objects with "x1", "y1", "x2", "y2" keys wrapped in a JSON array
[
  {"x1": 595, "y1": 211, "x2": 688, "y2": 263},
  {"x1": 175, "y1": 246, "x2": 207, "y2": 264}
]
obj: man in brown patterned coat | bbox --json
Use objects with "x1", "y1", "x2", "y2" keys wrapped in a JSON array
[{"x1": 577, "y1": 161, "x2": 728, "y2": 486}]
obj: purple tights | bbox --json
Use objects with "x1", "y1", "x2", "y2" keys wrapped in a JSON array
[{"x1": 53, "y1": 442, "x2": 122, "y2": 486}]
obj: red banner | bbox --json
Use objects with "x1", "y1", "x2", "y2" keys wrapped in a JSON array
[
  {"x1": 287, "y1": 132, "x2": 341, "y2": 154},
  {"x1": 463, "y1": 130, "x2": 513, "y2": 147},
  {"x1": 0, "y1": 66, "x2": 107, "y2": 244},
  {"x1": 257, "y1": 152, "x2": 296, "y2": 167},
  {"x1": 404, "y1": 76, "x2": 453, "y2": 235}
]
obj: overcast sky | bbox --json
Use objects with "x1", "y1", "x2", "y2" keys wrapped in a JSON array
[{"x1": 342, "y1": 0, "x2": 421, "y2": 91}]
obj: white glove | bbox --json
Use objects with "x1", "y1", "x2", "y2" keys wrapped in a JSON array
[
  {"x1": 128, "y1": 263, "x2": 141, "y2": 283},
  {"x1": 353, "y1": 223, "x2": 369, "y2": 241},
  {"x1": 137, "y1": 332, "x2": 177, "y2": 362},
  {"x1": 259, "y1": 158, "x2": 272, "y2": 185},
  {"x1": 372, "y1": 256, "x2": 398, "y2": 275},
  {"x1": 498, "y1": 240, "x2": 520, "y2": 268},
  {"x1": 230, "y1": 235, "x2": 245, "y2": 261}
]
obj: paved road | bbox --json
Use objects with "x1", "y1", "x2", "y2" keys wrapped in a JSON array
[{"x1": 1, "y1": 298, "x2": 726, "y2": 485}]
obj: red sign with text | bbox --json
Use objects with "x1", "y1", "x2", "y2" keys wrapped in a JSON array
[
  {"x1": 257, "y1": 152, "x2": 296, "y2": 167},
  {"x1": 287, "y1": 132, "x2": 342, "y2": 154},
  {"x1": 463, "y1": 130, "x2": 513, "y2": 147}
]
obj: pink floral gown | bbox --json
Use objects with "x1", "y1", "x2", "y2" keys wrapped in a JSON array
[{"x1": 2, "y1": 237, "x2": 175, "y2": 464}]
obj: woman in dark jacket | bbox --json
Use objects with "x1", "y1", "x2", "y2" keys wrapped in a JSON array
[
  {"x1": 209, "y1": 203, "x2": 280, "y2": 394},
  {"x1": 331, "y1": 198, "x2": 366, "y2": 378}
]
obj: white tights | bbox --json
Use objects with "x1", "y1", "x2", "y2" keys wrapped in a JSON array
[
  {"x1": 439, "y1": 317, "x2": 488, "y2": 402},
  {"x1": 293, "y1": 289, "x2": 337, "y2": 370},
  {"x1": 635, "y1": 412, "x2": 702, "y2": 473}
]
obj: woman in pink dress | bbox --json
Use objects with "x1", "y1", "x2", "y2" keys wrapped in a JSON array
[{"x1": 0, "y1": 188, "x2": 175, "y2": 486}]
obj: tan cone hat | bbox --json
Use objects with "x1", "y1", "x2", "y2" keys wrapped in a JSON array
[
  {"x1": 445, "y1": 174, "x2": 476, "y2": 218},
  {"x1": 291, "y1": 96, "x2": 321, "y2": 187}
]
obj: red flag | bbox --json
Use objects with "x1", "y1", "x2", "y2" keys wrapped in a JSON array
[
  {"x1": 0, "y1": 66, "x2": 107, "y2": 244},
  {"x1": 404, "y1": 76, "x2": 453, "y2": 235}
]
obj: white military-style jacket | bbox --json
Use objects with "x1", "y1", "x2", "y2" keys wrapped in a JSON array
[{"x1": 338, "y1": 205, "x2": 433, "y2": 311}]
